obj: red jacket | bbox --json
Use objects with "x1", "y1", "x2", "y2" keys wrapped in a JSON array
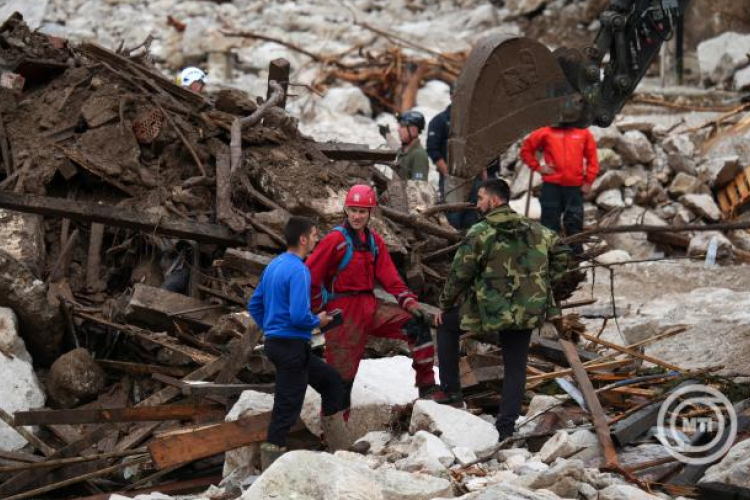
[
  {"x1": 306, "y1": 227, "x2": 417, "y2": 312},
  {"x1": 520, "y1": 127, "x2": 600, "y2": 187}
]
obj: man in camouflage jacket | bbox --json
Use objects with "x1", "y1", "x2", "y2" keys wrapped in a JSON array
[{"x1": 431, "y1": 178, "x2": 570, "y2": 440}]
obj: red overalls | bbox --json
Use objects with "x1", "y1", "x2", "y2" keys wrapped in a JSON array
[{"x1": 306, "y1": 226, "x2": 436, "y2": 408}]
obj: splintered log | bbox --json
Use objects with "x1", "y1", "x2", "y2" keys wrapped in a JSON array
[
  {"x1": 219, "y1": 248, "x2": 272, "y2": 275},
  {"x1": 152, "y1": 374, "x2": 274, "y2": 396},
  {"x1": 577, "y1": 331, "x2": 684, "y2": 373},
  {"x1": 316, "y1": 142, "x2": 398, "y2": 161},
  {"x1": 529, "y1": 335, "x2": 599, "y2": 366},
  {"x1": 380, "y1": 205, "x2": 462, "y2": 242},
  {"x1": 14, "y1": 405, "x2": 226, "y2": 426},
  {"x1": 0, "y1": 191, "x2": 246, "y2": 246},
  {"x1": 148, "y1": 412, "x2": 272, "y2": 469},
  {"x1": 125, "y1": 284, "x2": 229, "y2": 332},
  {"x1": 559, "y1": 338, "x2": 620, "y2": 470}
]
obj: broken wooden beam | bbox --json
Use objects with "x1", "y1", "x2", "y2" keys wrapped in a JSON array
[
  {"x1": 267, "y1": 58, "x2": 290, "y2": 109},
  {"x1": 218, "y1": 248, "x2": 272, "y2": 275},
  {"x1": 316, "y1": 142, "x2": 398, "y2": 161},
  {"x1": 71, "y1": 474, "x2": 222, "y2": 500},
  {"x1": 0, "y1": 191, "x2": 246, "y2": 246},
  {"x1": 529, "y1": 335, "x2": 599, "y2": 366},
  {"x1": 14, "y1": 405, "x2": 225, "y2": 426},
  {"x1": 152, "y1": 373, "x2": 274, "y2": 396},
  {"x1": 148, "y1": 412, "x2": 272, "y2": 469},
  {"x1": 125, "y1": 284, "x2": 230, "y2": 332},
  {"x1": 559, "y1": 338, "x2": 620, "y2": 470},
  {"x1": 578, "y1": 330, "x2": 684, "y2": 372},
  {"x1": 380, "y1": 205, "x2": 462, "y2": 242}
]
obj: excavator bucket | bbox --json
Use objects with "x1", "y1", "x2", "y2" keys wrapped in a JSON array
[{"x1": 448, "y1": 34, "x2": 581, "y2": 179}]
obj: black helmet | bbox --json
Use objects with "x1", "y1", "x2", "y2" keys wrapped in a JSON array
[{"x1": 398, "y1": 110, "x2": 425, "y2": 132}]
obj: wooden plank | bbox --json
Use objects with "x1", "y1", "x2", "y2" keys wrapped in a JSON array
[
  {"x1": 578, "y1": 331, "x2": 684, "y2": 373},
  {"x1": 14, "y1": 405, "x2": 225, "y2": 426},
  {"x1": 0, "y1": 191, "x2": 246, "y2": 247},
  {"x1": 152, "y1": 373, "x2": 274, "y2": 396},
  {"x1": 267, "y1": 58, "x2": 290, "y2": 109},
  {"x1": 125, "y1": 284, "x2": 229, "y2": 332},
  {"x1": 215, "y1": 322, "x2": 263, "y2": 383},
  {"x1": 69, "y1": 474, "x2": 222, "y2": 500},
  {"x1": 529, "y1": 335, "x2": 599, "y2": 366},
  {"x1": 148, "y1": 412, "x2": 272, "y2": 469},
  {"x1": 220, "y1": 248, "x2": 272, "y2": 275},
  {"x1": 97, "y1": 360, "x2": 191, "y2": 378},
  {"x1": 316, "y1": 142, "x2": 399, "y2": 162},
  {"x1": 559, "y1": 338, "x2": 620, "y2": 470},
  {"x1": 54, "y1": 144, "x2": 138, "y2": 197}
]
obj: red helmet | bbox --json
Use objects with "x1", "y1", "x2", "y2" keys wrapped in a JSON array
[{"x1": 345, "y1": 184, "x2": 377, "y2": 208}]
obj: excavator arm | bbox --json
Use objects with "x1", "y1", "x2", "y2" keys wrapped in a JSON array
[{"x1": 448, "y1": 0, "x2": 690, "y2": 178}]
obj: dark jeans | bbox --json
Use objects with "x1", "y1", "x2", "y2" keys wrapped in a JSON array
[
  {"x1": 437, "y1": 308, "x2": 532, "y2": 436},
  {"x1": 264, "y1": 337, "x2": 344, "y2": 447},
  {"x1": 540, "y1": 183, "x2": 584, "y2": 255}
]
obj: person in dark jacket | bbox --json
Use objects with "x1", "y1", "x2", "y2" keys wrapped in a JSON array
[
  {"x1": 426, "y1": 104, "x2": 451, "y2": 201},
  {"x1": 248, "y1": 216, "x2": 347, "y2": 469}
]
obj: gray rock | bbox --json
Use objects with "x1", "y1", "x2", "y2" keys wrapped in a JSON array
[
  {"x1": 735, "y1": 65, "x2": 750, "y2": 90},
  {"x1": 354, "y1": 431, "x2": 393, "y2": 455},
  {"x1": 616, "y1": 131, "x2": 655, "y2": 165},
  {"x1": 223, "y1": 390, "x2": 275, "y2": 486},
  {"x1": 668, "y1": 152, "x2": 697, "y2": 176},
  {"x1": 396, "y1": 430, "x2": 454, "y2": 475},
  {"x1": 241, "y1": 450, "x2": 453, "y2": 500},
  {"x1": 514, "y1": 458, "x2": 584, "y2": 498},
  {"x1": 673, "y1": 204, "x2": 697, "y2": 226},
  {"x1": 668, "y1": 172, "x2": 703, "y2": 198},
  {"x1": 616, "y1": 119, "x2": 655, "y2": 136},
  {"x1": 595, "y1": 250, "x2": 631, "y2": 265},
  {"x1": 729, "y1": 230, "x2": 750, "y2": 251},
  {"x1": 452, "y1": 446, "x2": 478, "y2": 467},
  {"x1": 442, "y1": 482, "x2": 563, "y2": 500},
  {"x1": 603, "y1": 207, "x2": 667, "y2": 259},
  {"x1": 598, "y1": 148, "x2": 623, "y2": 171},
  {"x1": 410, "y1": 400, "x2": 498, "y2": 456},
  {"x1": 698, "y1": 156, "x2": 742, "y2": 188},
  {"x1": 505, "y1": 0, "x2": 547, "y2": 16},
  {"x1": 680, "y1": 194, "x2": 722, "y2": 221},
  {"x1": 538, "y1": 430, "x2": 577, "y2": 464},
  {"x1": 700, "y1": 438, "x2": 750, "y2": 489},
  {"x1": 596, "y1": 189, "x2": 625, "y2": 210},
  {"x1": 598, "y1": 484, "x2": 663, "y2": 500},
  {"x1": 590, "y1": 126, "x2": 622, "y2": 149},
  {"x1": 46, "y1": 348, "x2": 105, "y2": 408},
  {"x1": 687, "y1": 231, "x2": 733, "y2": 262},
  {"x1": 591, "y1": 170, "x2": 626, "y2": 196},
  {"x1": 663, "y1": 134, "x2": 696, "y2": 159},
  {"x1": 697, "y1": 32, "x2": 750, "y2": 84}
]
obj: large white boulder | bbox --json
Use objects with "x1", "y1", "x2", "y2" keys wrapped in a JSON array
[
  {"x1": 222, "y1": 390, "x2": 275, "y2": 485},
  {"x1": 396, "y1": 430, "x2": 455, "y2": 475},
  {"x1": 0, "y1": 308, "x2": 45, "y2": 451},
  {"x1": 303, "y1": 356, "x2": 433, "y2": 440},
  {"x1": 509, "y1": 195, "x2": 541, "y2": 220},
  {"x1": 700, "y1": 438, "x2": 750, "y2": 489},
  {"x1": 410, "y1": 400, "x2": 499, "y2": 456},
  {"x1": 698, "y1": 32, "x2": 750, "y2": 84},
  {"x1": 320, "y1": 86, "x2": 372, "y2": 116},
  {"x1": 538, "y1": 430, "x2": 577, "y2": 464},
  {"x1": 241, "y1": 450, "x2": 453, "y2": 500},
  {"x1": 596, "y1": 189, "x2": 625, "y2": 210}
]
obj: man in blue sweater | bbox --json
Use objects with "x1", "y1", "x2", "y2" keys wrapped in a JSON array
[{"x1": 249, "y1": 216, "x2": 346, "y2": 469}]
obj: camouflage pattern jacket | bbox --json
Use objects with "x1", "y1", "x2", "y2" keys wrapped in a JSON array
[{"x1": 439, "y1": 205, "x2": 570, "y2": 334}]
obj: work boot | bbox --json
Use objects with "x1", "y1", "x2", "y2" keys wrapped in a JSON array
[
  {"x1": 321, "y1": 411, "x2": 352, "y2": 452},
  {"x1": 425, "y1": 389, "x2": 464, "y2": 407},
  {"x1": 418, "y1": 384, "x2": 440, "y2": 398},
  {"x1": 260, "y1": 442, "x2": 286, "y2": 471}
]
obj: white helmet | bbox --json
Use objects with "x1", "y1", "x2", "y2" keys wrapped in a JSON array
[{"x1": 176, "y1": 67, "x2": 206, "y2": 88}]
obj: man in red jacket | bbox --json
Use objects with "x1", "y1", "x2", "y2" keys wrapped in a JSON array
[
  {"x1": 520, "y1": 126, "x2": 599, "y2": 254},
  {"x1": 306, "y1": 185, "x2": 437, "y2": 412}
]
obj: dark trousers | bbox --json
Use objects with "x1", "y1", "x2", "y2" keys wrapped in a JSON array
[
  {"x1": 437, "y1": 308, "x2": 532, "y2": 436},
  {"x1": 264, "y1": 337, "x2": 344, "y2": 447},
  {"x1": 540, "y1": 183, "x2": 584, "y2": 254}
]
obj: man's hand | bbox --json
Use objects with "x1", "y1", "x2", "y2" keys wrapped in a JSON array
[
  {"x1": 435, "y1": 159, "x2": 449, "y2": 177},
  {"x1": 378, "y1": 124, "x2": 390, "y2": 139},
  {"x1": 540, "y1": 163, "x2": 555, "y2": 176},
  {"x1": 318, "y1": 311, "x2": 331, "y2": 328},
  {"x1": 434, "y1": 310, "x2": 443, "y2": 327},
  {"x1": 581, "y1": 183, "x2": 592, "y2": 196},
  {"x1": 407, "y1": 304, "x2": 424, "y2": 320}
]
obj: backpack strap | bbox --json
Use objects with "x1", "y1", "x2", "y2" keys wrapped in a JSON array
[{"x1": 322, "y1": 226, "x2": 378, "y2": 306}]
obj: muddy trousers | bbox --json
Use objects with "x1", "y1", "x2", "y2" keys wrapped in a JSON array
[
  {"x1": 325, "y1": 295, "x2": 436, "y2": 410},
  {"x1": 436, "y1": 307, "x2": 532, "y2": 437},
  {"x1": 264, "y1": 338, "x2": 344, "y2": 447},
  {"x1": 540, "y1": 183, "x2": 584, "y2": 255}
]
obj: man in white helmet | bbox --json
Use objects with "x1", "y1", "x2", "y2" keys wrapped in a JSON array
[{"x1": 176, "y1": 67, "x2": 206, "y2": 93}]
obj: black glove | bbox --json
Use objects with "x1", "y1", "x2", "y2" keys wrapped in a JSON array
[{"x1": 378, "y1": 124, "x2": 390, "y2": 138}]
